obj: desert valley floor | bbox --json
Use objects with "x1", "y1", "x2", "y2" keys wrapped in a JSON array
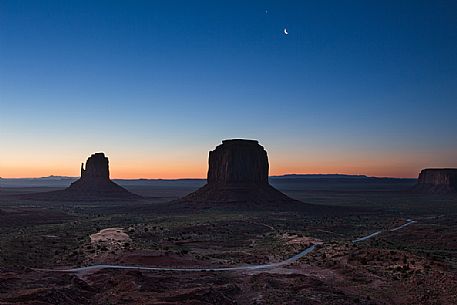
[{"x1": 0, "y1": 179, "x2": 456, "y2": 305}]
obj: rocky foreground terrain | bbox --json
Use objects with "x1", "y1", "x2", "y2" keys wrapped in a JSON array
[{"x1": 0, "y1": 196, "x2": 456, "y2": 305}]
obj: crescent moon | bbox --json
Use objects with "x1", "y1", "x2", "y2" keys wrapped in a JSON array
[{"x1": 284, "y1": 28, "x2": 288, "y2": 35}]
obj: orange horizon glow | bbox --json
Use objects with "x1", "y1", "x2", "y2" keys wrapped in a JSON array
[
  {"x1": 1, "y1": 148, "x2": 455, "y2": 180},
  {"x1": 2, "y1": 2, "x2": 457, "y2": 186},
  {"x1": 0, "y1": 164, "x2": 424, "y2": 179}
]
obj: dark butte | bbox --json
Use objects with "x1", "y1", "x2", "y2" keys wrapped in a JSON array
[
  {"x1": 25, "y1": 153, "x2": 141, "y2": 201},
  {"x1": 178, "y1": 139, "x2": 303, "y2": 208},
  {"x1": 80, "y1": 152, "x2": 110, "y2": 180},
  {"x1": 207, "y1": 139, "x2": 269, "y2": 186}
]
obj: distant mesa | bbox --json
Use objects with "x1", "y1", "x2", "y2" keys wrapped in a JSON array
[
  {"x1": 177, "y1": 139, "x2": 302, "y2": 208},
  {"x1": 414, "y1": 168, "x2": 457, "y2": 194},
  {"x1": 25, "y1": 153, "x2": 142, "y2": 201}
]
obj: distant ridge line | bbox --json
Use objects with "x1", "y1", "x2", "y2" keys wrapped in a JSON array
[
  {"x1": 1, "y1": 174, "x2": 415, "y2": 180},
  {"x1": 271, "y1": 174, "x2": 369, "y2": 179}
]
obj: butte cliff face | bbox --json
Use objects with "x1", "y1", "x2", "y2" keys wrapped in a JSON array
[
  {"x1": 415, "y1": 168, "x2": 457, "y2": 194},
  {"x1": 80, "y1": 153, "x2": 110, "y2": 180},
  {"x1": 27, "y1": 153, "x2": 141, "y2": 201},
  {"x1": 178, "y1": 139, "x2": 301, "y2": 208},
  {"x1": 207, "y1": 139, "x2": 269, "y2": 186},
  {"x1": 69, "y1": 153, "x2": 113, "y2": 192}
]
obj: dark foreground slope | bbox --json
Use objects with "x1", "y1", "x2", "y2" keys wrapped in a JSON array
[{"x1": 1, "y1": 180, "x2": 457, "y2": 305}]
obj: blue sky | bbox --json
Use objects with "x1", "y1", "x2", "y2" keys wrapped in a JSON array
[{"x1": 1, "y1": 0, "x2": 456, "y2": 178}]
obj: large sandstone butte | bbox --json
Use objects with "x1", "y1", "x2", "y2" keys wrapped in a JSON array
[
  {"x1": 177, "y1": 139, "x2": 301, "y2": 208},
  {"x1": 207, "y1": 139, "x2": 269, "y2": 185},
  {"x1": 26, "y1": 153, "x2": 141, "y2": 201},
  {"x1": 414, "y1": 168, "x2": 457, "y2": 194}
]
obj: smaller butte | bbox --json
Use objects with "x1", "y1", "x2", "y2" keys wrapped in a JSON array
[{"x1": 25, "y1": 153, "x2": 142, "y2": 201}]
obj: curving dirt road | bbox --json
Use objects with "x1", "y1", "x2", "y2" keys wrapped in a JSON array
[
  {"x1": 35, "y1": 219, "x2": 416, "y2": 274},
  {"x1": 352, "y1": 218, "x2": 417, "y2": 243}
]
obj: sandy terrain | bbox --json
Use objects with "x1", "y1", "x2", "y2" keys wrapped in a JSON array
[{"x1": 90, "y1": 228, "x2": 130, "y2": 243}]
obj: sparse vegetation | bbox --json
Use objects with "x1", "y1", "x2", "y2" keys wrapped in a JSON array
[{"x1": 1, "y1": 184, "x2": 457, "y2": 304}]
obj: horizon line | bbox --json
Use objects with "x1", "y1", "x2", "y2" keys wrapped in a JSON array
[{"x1": 0, "y1": 173, "x2": 419, "y2": 180}]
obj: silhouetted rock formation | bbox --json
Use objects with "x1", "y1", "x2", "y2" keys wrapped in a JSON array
[
  {"x1": 177, "y1": 139, "x2": 302, "y2": 209},
  {"x1": 414, "y1": 168, "x2": 457, "y2": 194},
  {"x1": 68, "y1": 153, "x2": 114, "y2": 193},
  {"x1": 25, "y1": 153, "x2": 141, "y2": 201},
  {"x1": 207, "y1": 139, "x2": 269, "y2": 185},
  {"x1": 81, "y1": 153, "x2": 110, "y2": 179}
]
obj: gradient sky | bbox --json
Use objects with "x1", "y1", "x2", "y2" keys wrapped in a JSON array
[{"x1": 1, "y1": 0, "x2": 457, "y2": 178}]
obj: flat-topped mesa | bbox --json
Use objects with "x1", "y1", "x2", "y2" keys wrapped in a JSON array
[
  {"x1": 178, "y1": 139, "x2": 302, "y2": 208},
  {"x1": 415, "y1": 168, "x2": 457, "y2": 194},
  {"x1": 207, "y1": 139, "x2": 269, "y2": 186}
]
